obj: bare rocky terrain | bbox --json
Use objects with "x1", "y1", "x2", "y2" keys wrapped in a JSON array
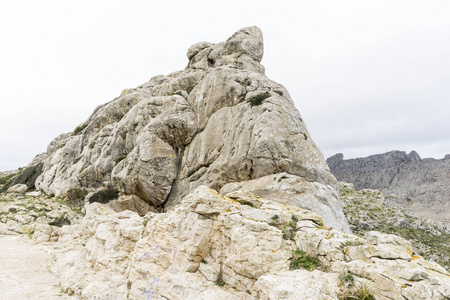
[
  {"x1": 327, "y1": 151, "x2": 450, "y2": 225},
  {"x1": 0, "y1": 27, "x2": 449, "y2": 299},
  {"x1": 338, "y1": 182, "x2": 450, "y2": 271}
]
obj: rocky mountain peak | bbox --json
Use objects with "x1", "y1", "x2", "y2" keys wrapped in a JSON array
[
  {"x1": 187, "y1": 26, "x2": 264, "y2": 73},
  {"x1": 21, "y1": 27, "x2": 350, "y2": 232},
  {"x1": 327, "y1": 151, "x2": 450, "y2": 225}
]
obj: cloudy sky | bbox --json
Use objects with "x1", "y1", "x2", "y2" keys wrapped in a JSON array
[{"x1": 1, "y1": 0, "x2": 449, "y2": 171}]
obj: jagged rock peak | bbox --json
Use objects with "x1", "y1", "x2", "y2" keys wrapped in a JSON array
[
  {"x1": 34, "y1": 26, "x2": 350, "y2": 232},
  {"x1": 327, "y1": 150, "x2": 450, "y2": 226},
  {"x1": 187, "y1": 26, "x2": 264, "y2": 73}
]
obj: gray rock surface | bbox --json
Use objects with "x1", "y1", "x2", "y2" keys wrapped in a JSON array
[
  {"x1": 327, "y1": 151, "x2": 450, "y2": 225},
  {"x1": 34, "y1": 26, "x2": 349, "y2": 232}
]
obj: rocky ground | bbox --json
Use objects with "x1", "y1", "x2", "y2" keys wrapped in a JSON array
[
  {"x1": 339, "y1": 182, "x2": 450, "y2": 271},
  {"x1": 0, "y1": 235, "x2": 73, "y2": 300},
  {"x1": 0, "y1": 188, "x2": 83, "y2": 239},
  {"x1": 2, "y1": 185, "x2": 449, "y2": 299}
]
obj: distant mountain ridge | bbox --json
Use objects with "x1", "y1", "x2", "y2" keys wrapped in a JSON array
[{"x1": 327, "y1": 151, "x2": 450, "y2": 225}]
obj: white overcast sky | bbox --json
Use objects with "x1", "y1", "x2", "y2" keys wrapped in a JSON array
[{"x1": 1, "y1": 0, "x2": 449, "y2": 171}]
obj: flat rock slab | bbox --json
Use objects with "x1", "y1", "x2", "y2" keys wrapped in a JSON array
[{"x1": 0, "y1": 235, "x2": 72, "y2": 299}]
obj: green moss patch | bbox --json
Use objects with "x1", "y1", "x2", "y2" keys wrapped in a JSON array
[
  {"x1": 248, "y1": 92, "x2": 270, "y2": 106},
  {"x1": 73, "y1": 123, "x2": 88, "y2": 135}
]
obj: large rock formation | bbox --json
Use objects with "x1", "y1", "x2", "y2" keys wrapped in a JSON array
[
  {"x1": 327, "y1": 151, "x2": 450, "y2": 225},
  {"x1": 34, "y1": 26, "x2": 349, "y2": 232}
]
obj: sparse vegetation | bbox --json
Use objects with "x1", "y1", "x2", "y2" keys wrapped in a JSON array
[
  {"x1": 23, "y1": 225, "x2": 35, "y2": 237},
  {"x1": 0, "y1": 174, "x2": 15, "y2": 185},
  {"x1": 270, "y1": 215, "x2": 298, "y2": 240},
  {"x1": 339, "y1": 182, "x2": 450, "y2": 270},
  {"x1": 115, "y1": 156, "x2": 127, "y2": 166},
  {"x1": 0, "y1": 163, "x2": 43, "y2": 192},
  {"x1": 248, "y1": 92, "x2": 270, "y2": 106},
  {"x1": 339, "y1": 286, "x2": 375, "y2": 300},
  {"x1": 185, "y1": 84, "x2": 195, "y2": 94},
  {"x1": 171, "y1": 91, "x2": 183, "y2": 96},
  {"x1": 215, "y1": 279, "x2": 226, "y2": 287},
  {"x1": 289, "y1": 248, "x2": 321, "y2": 271},
  {"x1": 339, "y1": 271, "x2": 354, "y2": 283},
  {"x1": 241, "y1": 202, "x2": 257, "y2": 208},
  {"x1": 345, "y1": 240, "x2": 356, "y2": 246},
  {"x1": 66, "y1": 188, "x2": 88, "y2": 202},
  {"x1": 65, "y1": 188, "x2": 88, "y2": 209},
  {"x1": 73, "y1": 123, "x2": 88, "y2": 135},
  {"x1": 49, "y1": 216, "x2": 71, "y2": 227},
  {"x1": 89, "y1": 187, "x2": 119, "y2": 204},
  {"x1": 338, "y1": 269, "x2": 374, "y2": 300}
]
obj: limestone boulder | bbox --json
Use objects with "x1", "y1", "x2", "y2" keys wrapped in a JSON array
[
  {"x1": 109, "y1": 194, "x2": 156, "y2": 216},
  {"x1": 220, "y1": 173, "x2": 350, "y2": 233},
  {"x1": 7, "y1": 184, "x2": 28, "y2": 194}
]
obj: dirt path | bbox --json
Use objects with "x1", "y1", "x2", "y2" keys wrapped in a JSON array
[{"x1": 0, "y1": 235, "x2": 73, "y2": 299}]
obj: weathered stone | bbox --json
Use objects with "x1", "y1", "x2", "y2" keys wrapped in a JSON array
[
  {"x1": 7, "y1": 184, "x2": 27, "y2": 193},
  {"x1": 33, "y1": 27, "x2": 348, "y2": 233},
  {"x1": 109, "y1": 194, "x2": 156, "y2": 216},
  {"x1": 221, "y1": 173, "x2": 350, "y2": 233},
  {"x1": 26, "y1": 191, "x2": 42, "y2": 197},
  {"x1": 255, "y1": 270, "x2": 341, "y2": 300},
  {"x1": 45, "y1": 186, "x2": 450, "y2": 299},
  {"x1": 364, "y1": 231, "x2": 412, "y2": 252}
]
